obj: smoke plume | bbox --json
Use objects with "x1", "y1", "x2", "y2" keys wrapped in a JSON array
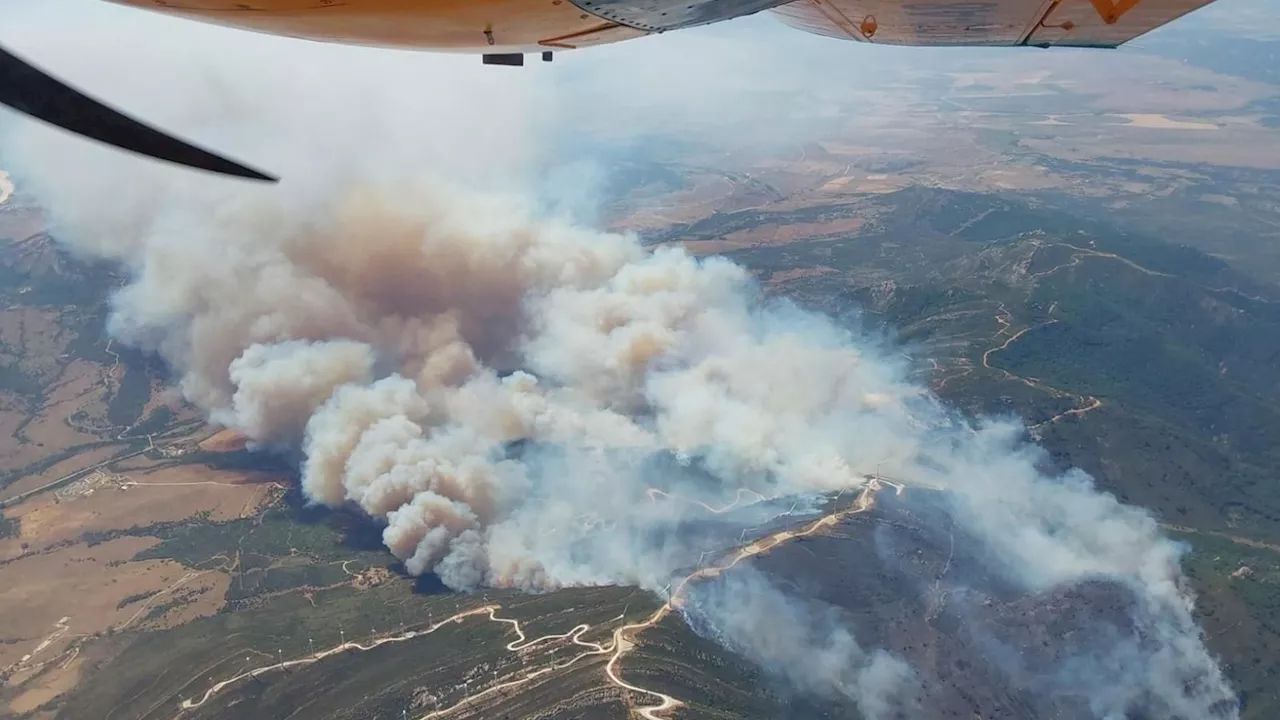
[
  {"x1": 686, "y1": 566, "x2": 924, "y2": 719},
  {"x1": 0, "y1": 2, "x2": 1237, "y2": 717}
]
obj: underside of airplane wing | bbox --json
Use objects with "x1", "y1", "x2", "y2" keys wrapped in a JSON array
[{"x1": 771, "y1": 0, "x2": 1220, "y2": 48}]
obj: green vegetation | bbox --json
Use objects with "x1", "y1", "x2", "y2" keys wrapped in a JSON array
[
  {"x1": 717, "y1": 187, "x2": 1280, "y2": 544},
  {"x1": 680, "y1": 184, "x2": 1280, "y2": 713},
  {"x1": 0, "y1": 236, "x2": 119, "y2": 311},
  {"x1": 1176, "y1": 531, "x2": 1280, "y2": 720},
  {"x1": 81, "y1": 504, "x2": 387, "y2": 575},
  {"x1": 0, "y1": 509, "x2": 16, "y2": 539},
  {"x1": 992, "y1": 158, "x2": 1280, "y2": 283},
  {"x1": 621, "y1": 614, "x2": 802, "y2": 720},
  {"x1": 53, "y1": 582, "x2": 670, "y2": 720},
  {"x1": 179, "y1": 447, "x2": 295, "y2": 474},
  {"x1": 1002, "y1": 265, "x2": 1280, "y2": 533},
  {"x1": 0, "y1": 361, "x2": 45, "y2": 400},
  {"x1": 116, "y1": 589, "x2": 161, "y2": 610},
  {"x1": 130, "y1": 406, "x2": 176, "y2": 436},
  {"x1": 107, "y1": 351, "x2": 158, "y2": 428},
  {"x1": 225, "y1": 562, "x2": 352, "y2": 603},
  {"x1": 62, "y1": 305, "x2": 114, "y2": 366},
  {"x1": 143, "y1": 594, "x2": 198, "y2": 624}
]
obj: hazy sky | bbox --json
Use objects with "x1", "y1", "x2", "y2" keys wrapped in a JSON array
[
  {"x1": 1, "y1": 0, "x2": 1268, "y2": 136},
  {"x1": 0, "y1": 0, "x2": 1271, "y2": 197}
]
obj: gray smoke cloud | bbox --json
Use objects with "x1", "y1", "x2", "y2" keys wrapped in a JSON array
[{"x1": 0, "y1": 2, "x2": 1237, "y2": 717}]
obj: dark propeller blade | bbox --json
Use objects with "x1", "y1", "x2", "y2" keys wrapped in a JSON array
[{"x1": 0, "y1": 44, "x2": 277, "y2": 182}]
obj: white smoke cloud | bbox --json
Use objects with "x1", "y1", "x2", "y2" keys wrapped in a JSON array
[
  {"x1": 224, "y1": 339, "x2": 376, "y2": 444},
  {"x1": 686, "y1": 566, "x2": 922, "y2": 720},
  {"x1": 0, "y1": 2, "x2": 1238, "y2": 717}
]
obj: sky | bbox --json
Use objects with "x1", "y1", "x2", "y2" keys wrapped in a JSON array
[{"x1": 1, "y1": 0, "x2": 1270, "y2": 165}]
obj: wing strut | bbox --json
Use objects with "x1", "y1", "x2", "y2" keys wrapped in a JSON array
[{"x1": 0, "y1": 44, "x2": 277, "y2": 183}]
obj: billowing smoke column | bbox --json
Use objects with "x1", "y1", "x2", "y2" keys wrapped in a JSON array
[
  {"x1": 10, "y1": 170, "x2": 1239, "y2": 718},
  {"x1": 0, "y1": 3, "x2": 1237, "y2": 717},
  {"x1": 72, "y1": 180, "x2": 928, "y2": 590}
]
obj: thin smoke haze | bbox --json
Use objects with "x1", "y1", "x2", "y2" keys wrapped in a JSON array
[{"x1": 0, "y1": 2, "x2": 1238, "y2": 718}]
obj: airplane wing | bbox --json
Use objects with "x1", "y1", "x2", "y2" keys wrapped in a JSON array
[{"x1": 770, "y1": 0, "x2": 1220, "y2": 48}]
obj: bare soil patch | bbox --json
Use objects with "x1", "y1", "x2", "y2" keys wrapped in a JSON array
[
  {"x1": 0, "y1": 537, "x2": 170, "y2": 667},
  {"x1": 0, "y1": 206, "x2": 44, "y2": 244},
  {"x1": 7, "y1": 652, "x2": 85, "y2": 715},
  {"x1": 198, "y1": 429, "x2": 249, "y2": 454},
  {"x1": 1120, "y1": 113, "x2": 1218, "y2": 130},
  {"x1": 766, "y1": 266, "x2": 840, "y2": 288},
  {"x1": 9, "y1": 464, "x2": 279, "y2": 552}
]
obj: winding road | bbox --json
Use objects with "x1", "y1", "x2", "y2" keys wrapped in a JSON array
[
  {"x1": 604, "y1": 479, "x2": 888, "y2": 718},
  {"x1": 992, "y1": 237, "x2": 1186, "y2": 427},
  {"x1": 180, "y1": 606, "x2": 498, "y2": 711},
  {"x1": 645, "y1": 486, "x2": 771, "y2": 514},
  {"x1": 981, "y1": 303, "x2": 1103, "y2": 429},
  {"x1": 176, "y1": 479, "x2": 893, "y2": 719}
]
